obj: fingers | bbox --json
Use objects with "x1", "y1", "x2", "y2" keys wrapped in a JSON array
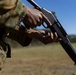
[
  {"x1": 53, "y1": 32, "x2": 59, "y2": 42},
  {"x1": 34, "y1": 12, "x2": 51, "y2": 27},
  {"x1": 41, "y1": 32, "x2": 60, "y2": 44},
  {"x1": 23, "y1": 6, "x2": 52, "y2": 28},
  {"x1": 41, "y1": 31, "x2": 60, "y2": 43},
  {"x1": 36, "y1": 14, "x2": 43, "y2": 26},
  {"x1": 27, "y1": 29, "x2": 60, "y2": 44},
  {"x1": 41, "y1": 13, "x2": 52, "y2": 27}
]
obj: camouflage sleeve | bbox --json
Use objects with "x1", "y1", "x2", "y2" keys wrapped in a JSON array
[
  {"x1": 0, "y1": 0, "x2": 17, "y2": 9},
  {"x1": 0, "y1": 0, "x2": 27, "y2": 28},
  {"x1": 0, "y1": 0, "x2": 32, "y2": 46},
  {"x1": 7, "y1": 25, "x2": 32, "y2": 46}
]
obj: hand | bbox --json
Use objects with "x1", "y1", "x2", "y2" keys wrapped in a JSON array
[
  {"x1": 27, "y1": 29, "x2": 59, "y2": 44},
  {"x1": 23, "y1": 6, "x2": 52, "y2": 28}
]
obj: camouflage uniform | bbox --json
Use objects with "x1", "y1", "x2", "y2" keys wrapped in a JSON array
[
  {"x1": 0, "y1": 0, "x2": 29, "y2": 70},
  {"x1": 0, "y1": 0, "x2": 27, "y2": 28}
]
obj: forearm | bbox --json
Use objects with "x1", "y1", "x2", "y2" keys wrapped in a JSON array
[{"x1": 27, "y1": 29, "x2": 54, "y2": 44}]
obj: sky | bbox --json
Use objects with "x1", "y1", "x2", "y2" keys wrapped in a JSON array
[{"x1": 22, "y1": 0, "x2": 76, "y2": 35}]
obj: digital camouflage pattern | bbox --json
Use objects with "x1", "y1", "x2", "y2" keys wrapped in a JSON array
[{"x1": 0, "y1": 0, "x2": 27, "y2": 28}]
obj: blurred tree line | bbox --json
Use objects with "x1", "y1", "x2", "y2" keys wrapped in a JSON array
[{"x1": 68, "y1": 35, "x2": 76, "y2": 42}]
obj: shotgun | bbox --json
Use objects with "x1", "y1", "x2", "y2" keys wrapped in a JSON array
[{"x1": 27, "y1": 0, "x2": 76, "y2": 64}]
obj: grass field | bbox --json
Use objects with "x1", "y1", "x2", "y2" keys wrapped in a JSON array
[{"x1": 0, "y1": 43, "x2": 76, "y2": 75}]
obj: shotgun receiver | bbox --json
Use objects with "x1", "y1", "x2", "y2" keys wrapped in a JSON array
[{"x1": 27, "y1": 0, "x2": 76, "y2": 64}]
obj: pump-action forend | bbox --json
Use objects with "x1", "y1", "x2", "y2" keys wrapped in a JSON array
[{"x1": 27, "y1": 0, "x2": 76, "y2": 64}]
